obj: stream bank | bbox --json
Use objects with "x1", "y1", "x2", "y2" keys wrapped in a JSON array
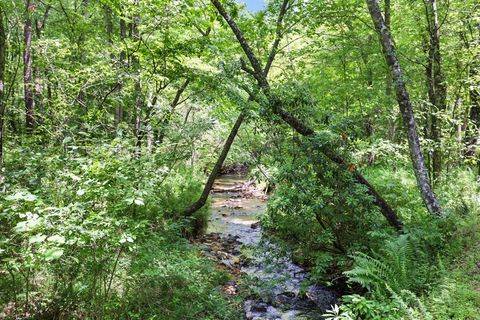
[{"x1": 194, "y1": 175, "x2": 338, "y2": 319}]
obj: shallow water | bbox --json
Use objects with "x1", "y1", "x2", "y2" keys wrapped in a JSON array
[{"x1": 207, "y1": 175, "x2": 337, "y2": 320}]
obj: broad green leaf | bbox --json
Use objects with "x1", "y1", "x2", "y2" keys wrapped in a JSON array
[
  {"x1": 6, "y1": 191, "x2": 37, "y2": 202},
  {"x1": 48, "y1": 235, "x2": 66, "y2": 244},
  {"x1": 29, "y1": 234, "x2": 47, "y2": 244},
  {"x1": 134, "y1": 198, "x2": 144, "y2": 206},
  {"x1": 14, "y1": 221, "x2": 29, "y2": 233},
  {"x1": 44, "y1": 248, "x2": 64, "y2": 261}
]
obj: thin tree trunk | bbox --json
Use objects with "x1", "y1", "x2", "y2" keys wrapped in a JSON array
[
  {"x1": 104, "y1": 5, "x2": 113, "y2": 45},
  {"x1": 132, "y1": 2, "x2": 142, "y2": 151},
  {"x1": 469, "y1": 67, "x2": 480, "y2": 151},
  {"x1": 425, "y1": 0, "x2": 447, "y2": 182},
  {"x1": 183, "y1": 112, "x2": 245, "y2": 215},
  {"x1": 462, "y1": 24, "x2": 480, "y2": 166},
  {"x1": 384, "y1": 0, "x2": 392, "y2": 96},
  {"x1": 157, "y1": 79, "x2": 190, "y2": 145},
  {"x1": 366, "y1": 0, "x2": 442, "y2": 215},
  {"x1": 0, "y1": 7, "x2": 6, "y2": 167},
  {"x1": 183, "y1": 0, "x2": 290, "y2": 218},
  {"x1": 33, "y1": 5, "x2": 50, "y2": 127},
  {"x1": 24, "y1": 1, "x2": 34, "y2": 131},
  {"x1": 211, "y1": 0, "x2": 403, "y2": 230},
  {"x1": 116, "y1": 8, "x2": 127, "y2": 127}
]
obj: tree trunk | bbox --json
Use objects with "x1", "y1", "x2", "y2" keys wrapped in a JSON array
[
  {"x1": 425, "y1": 0, "x2": 447, "y2": 182},
  {"x1": 132, "y1": 1, "x2": 142, "y2": 151},
  {"x1": 384, "y1": 0, "x2": 392, "y2": 96},
  {"x1": 469, "y1": 67, "x2": 480, "y2": 153},
  {"x1": 183, "y1": 112, "x2": 245, "y2": 215},
  {"x1": 211, "y1": 0, "x2": 403, "y2": 230},
  {"x1": 104, "y1": 5, "x2": 113, "y2": 45},
  {"x1": 183, "y1": 0, "x2": 289, "y2": 218},
  {"x1": 116, "y1": 8, "x2": 128, "y2": 127},
  {"x1": 157, "y1": 79, "x2": 190, "y2": 145},
  {"x1": 0, "y1": 7, "x2": 6, "y2": 167},
  {"x1": 24, "y1": 1, "x2": 34, "y2": 131},
  {"x1": 33, "y1": 5, "x2": 50, "y2": 127},
  {"x1": 462, "y1": 24, "x2": 480, "y2": 167},
  {"x1": 366, "y1": 0, "x2": 442, "y2": 215}
]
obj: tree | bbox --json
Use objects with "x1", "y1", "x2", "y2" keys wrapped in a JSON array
[
  {"x1": 183, "y1": 0, "x2": 291, "y2": 218},
  {"x1": 24, "y1": 0, "x2": 34, "y2": 130},
  {"x1": 210, "y1": 0, "x2": 403, "y2": 230},
  {"x1": 32, "y1": 4, "x2": 50, "y2": 126},
  {"x1": 424, "y1": 0, "x2": 447, "y2": 181},
  {"x1": 183, "y1": 112, "x2": 245, "y2": 217},
  {"x1": 0, "y1": 6, "x2": 6, "y2": 166},
  {"x1": 366, "y1": 0, "x2": 442, "y2": 215}
]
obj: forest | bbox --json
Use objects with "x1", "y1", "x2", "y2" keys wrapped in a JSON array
[{"x1": 0, "y1": 0, "x2": 479, "y2": 319}]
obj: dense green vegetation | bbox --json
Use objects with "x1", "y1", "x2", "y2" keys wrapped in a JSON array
[{"x1": 0, "y1": 0, "x2": 479, "y2": 319}]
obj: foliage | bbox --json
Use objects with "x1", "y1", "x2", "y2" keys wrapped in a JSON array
[
  {"x1": 121, "y1": 235, "x2": 238, "y2": 320},
  {"x1": 0, "y1": 0, "x2": 479, "y2": 318},
  {"x1": 0, "y1": 141, "x2": 232, "y2": 319},
  {"x1": 341, "y1": 168, "x2": 480, "y2": 319}
]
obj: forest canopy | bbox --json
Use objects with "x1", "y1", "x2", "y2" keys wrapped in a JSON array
[{"x1": 0, "y1": 0, "x2": 479, "y2": 319}]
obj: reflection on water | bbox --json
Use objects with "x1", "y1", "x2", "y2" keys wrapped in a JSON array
[{"x1": 207, "y1": 175, "x2": 265, "y2": 245}]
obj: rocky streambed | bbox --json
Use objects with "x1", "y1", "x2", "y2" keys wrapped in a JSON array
[{"x1": 195, "y1": 175, "x2": 338, "y2": 320}]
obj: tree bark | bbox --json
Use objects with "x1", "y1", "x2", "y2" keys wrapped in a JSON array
[
  {"x1": 461, "y1": 20, "x2": 480, "y2": 168},
  {"x1": 424, "y1": 0, "x2": 447, "y2": 182},
  {"x1": 183, "y1": 0, "x2": 290, "y2": 218},
  {"x1": 183, "y1": 112, "x2": 246, "y2": 216},
  {"x1": 115, "y1": 7, "x2": 128, "y2": 127},
  {"x1": 366, "y1": 0, "x2": 442, "y2": 215},
  {"x1": 211, "y1": 0, "x2": 404, "y2": 230},
  {"x1": 33, "y1": 5, "x2": 50, "y2": 127},
  {"x1": 24, "y1": 0, "x2": 34, "y2": 131},
  {"x1": 132, "y1": 1, "x2": 142, "y2": 151},
  {"x1": 0, "y1": 7, "x2": 6, "y2": 167},
  {"x1": 384, "y1": 0, "x2": 392, "y2": 96},
  {"x1": 157, "y1": 79, "x2": 190, "y2": 145}
]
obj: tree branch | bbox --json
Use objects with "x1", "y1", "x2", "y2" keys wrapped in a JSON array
[{"x1": 210, "y1": 0, "x2": 403, "y2": 230}]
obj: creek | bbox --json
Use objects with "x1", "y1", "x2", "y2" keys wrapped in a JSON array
[{"x1": 202, "y1": 175, "x2": 338, "y2": 320}]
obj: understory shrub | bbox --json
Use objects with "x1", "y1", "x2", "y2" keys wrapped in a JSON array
[
  {"x1": 340, "y1": 168, "x2": 480, "y2": 319},
  {"x1": 0, "y1": 141, "x2": 231, "y2": 319}
]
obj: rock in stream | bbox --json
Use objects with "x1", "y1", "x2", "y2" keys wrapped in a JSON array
[{"x1": 197, "y1": 175, "x2": 338, "y2": 319}]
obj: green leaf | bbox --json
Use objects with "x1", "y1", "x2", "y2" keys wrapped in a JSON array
[
  {"x1": 62, "y1": 136, "x2": 73, "y2": 144},
  {"x1": 6, "y1": 191, "x2": 37, "y2": 202},
  {"x1": 48, "y1": 235, "x2": 66, "y2": 244},
  {"x1": 29, "y1": 234, "x2": 47, "y2": 244},
  {"x1": 44, "y1": 248, "x2": 64, "y2": 261},
  {"x1": 14, "y1": 221, "x2": 29, "y2": 233},
  {"x1": 134, "y1": 198, "x2": 144, "y2": 206}
]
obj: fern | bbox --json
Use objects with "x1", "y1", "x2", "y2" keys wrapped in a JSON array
[
  {"x1": 388, "y1": 287, "x2": 433, "y2": 320},
  {"x1": 344, "y1": 235, "x2": 431, "y2": 297}
]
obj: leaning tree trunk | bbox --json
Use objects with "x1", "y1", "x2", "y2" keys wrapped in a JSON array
[
  {"x1": 210, "y1": 0, "x2": 403, "y2": 230},
  {"x1": 366, "y1": 0, "x2": 442, "y2": 215},
  {"x1": 182, "y1": 0, "x2": 290, "y2": 218},
  {"x1": 24, "y1": 0, "x2": 34, "y2": 131},
  {"x1": 183, "y1": 112, "x2": 246, "y2": 216},
  {"x1": 157, "y1": 79, "x2": 190, "y2": 145},
  {"x1": 0, "y1": 7, "x2": 6, "y2": 166}
]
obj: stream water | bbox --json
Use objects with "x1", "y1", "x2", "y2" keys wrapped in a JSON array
[{"x1": 205, "y1": 175, "x2": 338, "y2": 320}]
